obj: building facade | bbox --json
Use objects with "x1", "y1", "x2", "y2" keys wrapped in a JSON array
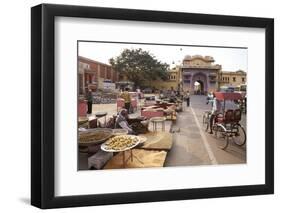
[
  {"x1": 181, "y1": 55, "x2": 246, "y2": 94},
  {"x1": 219, "y1": 70, "x2": 247, "y2": 88},
  {"x1": 151, "y1": 66, "x2": 181, "y2": 90},
  {"x1": 181, "y1": 55, "x2": 221, "y2": 94},
  {"x1": 78, "y1": 56, "x2": 119, "y2": 95}
]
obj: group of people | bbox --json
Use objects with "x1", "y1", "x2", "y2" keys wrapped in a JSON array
[
  {"x1": 85, "y1": 87, "x2": 133, "y2": 115},
  {"x1": 159, "y1": 87, "x2": 190, "y2": 107},
  {"x1": 84, "y1": 86, "x2": 191, "y2": 135},
  {"x1": 85, "y1": 87, "x2": 135, "y2": 134},
  {"x1": 86, "y1": 86, "x2": 243, "y2": 137}
]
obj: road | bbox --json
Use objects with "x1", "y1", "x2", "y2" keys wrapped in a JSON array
[{"x1": 165, "y1": 95, "x2": 246, "y2": 167}]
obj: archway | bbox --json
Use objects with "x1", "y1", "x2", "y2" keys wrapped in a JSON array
[
  {"x1": 192, "y1": 72, "x2": 207, "y2": 95},
  {"x1": 194, "y1": 80, "x2": 204, "y2": 95}
]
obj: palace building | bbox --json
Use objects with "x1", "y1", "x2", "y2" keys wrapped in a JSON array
[
  {"x1": 181, "y1": 55, "x2": 221, "y2": 95},
  {"x1": 181, "y1": 55, "x2": 246, "y2": 94},
  {"x1": 219, "y1": 70, "x2": 247, "y2": 88},
  {"x1": 78, "y1": 55, "x2": 246, "y2": 95}
]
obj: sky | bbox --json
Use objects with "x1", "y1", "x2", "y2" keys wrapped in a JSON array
[{"x1": 78, "y1": 41, "x2": 247, "y2": 72}]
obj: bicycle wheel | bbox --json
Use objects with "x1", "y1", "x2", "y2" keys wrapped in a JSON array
[
  {"x1": 232, "y1": 124, "x2": 246, "y2": 146},
  {"x1": 202, "y1": 113, "x2": 206, "y2": 124},
  {"x1": 215, "y1": 124, "x2": 229, "y2": 150},
  {"x1": 202, "y1": 113, "x2": 209, "y2": 132}
]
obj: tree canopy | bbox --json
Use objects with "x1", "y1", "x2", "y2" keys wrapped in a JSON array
[{"x1": 109, "y1": 48, "x2": 169, "y2": 88}]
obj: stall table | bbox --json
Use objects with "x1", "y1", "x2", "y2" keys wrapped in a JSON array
[
  {"x1": 95, "y1": 112, "x2": 107, "y2": 127},
  {"x1": 150, "y1": 117, "x2": 166, "y2": 131}
]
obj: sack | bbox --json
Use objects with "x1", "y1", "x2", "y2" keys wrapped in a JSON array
[{"x1": 88, "y1": 150, "x2": 113, "y2": 169}]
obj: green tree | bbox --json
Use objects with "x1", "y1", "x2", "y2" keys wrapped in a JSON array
[{"x1": 109, "y1": 48, "x2": 169, "y2": 88}]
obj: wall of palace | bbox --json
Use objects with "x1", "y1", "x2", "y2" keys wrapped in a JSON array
[
  {"x1": 219, "y1": 70, "x2": 247, "y2": 88},
  {"x1": 182, "y1": 55, "x2": 221, "y2": 94}
]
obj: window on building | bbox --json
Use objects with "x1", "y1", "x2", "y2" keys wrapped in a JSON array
[
  {"x1": 242, "y1": 77, "x2": 245, "y2": 82},
  {"x1": 233, "y1": 77, "x2": 236, "y2": 82}
]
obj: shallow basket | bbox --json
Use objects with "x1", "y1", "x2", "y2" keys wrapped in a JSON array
[{"x1": 79, "y1": 128, "x2": 113, "y2": 146}]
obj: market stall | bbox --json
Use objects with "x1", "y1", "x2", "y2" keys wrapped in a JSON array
[
  {"x1": 78, "y1": 126, "x2": 173, "y2": 170},
  {"x1": 103, "y1": 132, "x2": 173, "y2": 169}
]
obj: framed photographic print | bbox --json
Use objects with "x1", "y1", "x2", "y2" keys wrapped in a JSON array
[{"x1": 31, "y1": 4, "x2": 274, "y2": 209}]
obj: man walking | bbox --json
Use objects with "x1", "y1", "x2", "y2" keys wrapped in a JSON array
[
  {"x1": 184, "y1": 90, "x2": 190, "y2": 107},
  {"x1": 86, "y1": 89, "x2": 93, "y2": 115}
]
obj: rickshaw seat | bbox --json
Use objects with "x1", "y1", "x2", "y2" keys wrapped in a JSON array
[
  {"x1": 215, "y1": 114, "x2": 224, "y2": 123},
  {"x1": 233, "y1": 109, "x2": 242, "y2": 122},
  {"x1": 224, "y1": 109, "x2": 234, "y2": 124},
  {"x1": 216, "y1": 109, "x2": 241, "y2": 124}
]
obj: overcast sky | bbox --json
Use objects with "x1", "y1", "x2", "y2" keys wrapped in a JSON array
[{"x1": 78, "y1": 41, "x2": 247, "y2": 72}]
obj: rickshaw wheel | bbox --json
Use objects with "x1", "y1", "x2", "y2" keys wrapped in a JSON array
[
  {"x1": 232, "y1": 124, "x2": 246, "y2": 146},
  {"x1": 202, "y1": 113, "x2": 209, "y2": 132},
  {"x1": 214, "y1": 124, "x2": 229, "y2": 150}
]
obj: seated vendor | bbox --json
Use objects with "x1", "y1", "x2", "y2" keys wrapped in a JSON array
[{"x1": 115, "y1": 109, "x2": 135, "y2": 134}]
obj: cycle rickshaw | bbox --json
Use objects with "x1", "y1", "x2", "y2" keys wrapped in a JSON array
[{"x1": 202, "y1": 92, "x2": 246, "y2": 150}]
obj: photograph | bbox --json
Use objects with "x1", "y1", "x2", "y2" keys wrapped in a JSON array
[{"x1": 77, "y1": 41, "x2": 248, "y2": 170}]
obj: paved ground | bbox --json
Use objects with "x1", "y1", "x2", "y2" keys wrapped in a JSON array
[{"x1": 165, "y1": 95, "x2": 246, "y2": 167}]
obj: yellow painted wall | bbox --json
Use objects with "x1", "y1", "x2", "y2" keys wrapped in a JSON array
[
  {"x1": 220, "y1": 72, "x2": 246, "y2": 87},
  {"x1": 150, "y1": 69, "x2": 180, "y2": 90},
  {"x1": 151, "y1": 80, "x2": 178, "y2": 90}
]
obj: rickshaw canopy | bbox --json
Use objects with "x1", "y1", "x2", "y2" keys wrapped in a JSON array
[{"x1": 214, "y1": 92, "x2": 243, "y2": 101}]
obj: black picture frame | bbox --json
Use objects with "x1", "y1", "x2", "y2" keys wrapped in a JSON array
[{"x1": 31, "y1": 3, "x2": 274, "y2": 209}]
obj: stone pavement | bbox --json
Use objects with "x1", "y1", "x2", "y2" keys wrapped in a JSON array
[{"x1": 165, "y1": 105, "x2": 213, "y2": 166}]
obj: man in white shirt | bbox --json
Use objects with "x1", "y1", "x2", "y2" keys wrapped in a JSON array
[{"x1": 209, "y1": 95, "x2": 222, "y2": 134}]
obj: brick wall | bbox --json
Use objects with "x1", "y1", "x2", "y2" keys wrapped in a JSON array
[{"x1": 78, "y1": 56, "x2": 118, "y2": 82}]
